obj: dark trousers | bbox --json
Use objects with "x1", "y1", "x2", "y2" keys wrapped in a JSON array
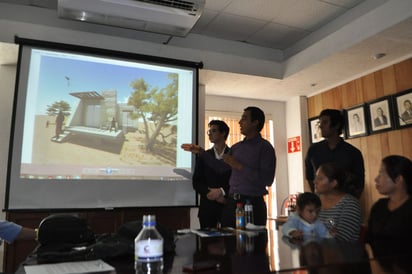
[
  {"x1": 198, "y1": 196, "x2": 225, "y2": 229},
  {"x1": 220, "y1": 196, "x2": 267, "y2": 228}
]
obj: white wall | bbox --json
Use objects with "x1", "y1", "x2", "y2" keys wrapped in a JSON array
[
  {"x1": 0, "y1": 64, "x2": 16, "y2": 270},
  {"x1": 0, "y1": 65, "x2": 15, "y2": 212},
  {"x1": 285, "y1": 96, "x2": 308, "y2": 195}
]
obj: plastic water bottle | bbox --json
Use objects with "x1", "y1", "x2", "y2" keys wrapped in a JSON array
[
  {"x1": 134, "y1": 215, "x2": 164, "y2": 274},
  {"x1": 235, "y1": 202, "x2": 245, "y2": 230},
  {"x1": 244, "y1": 200, "x2": 254, "y2": 225},
  {"x1": 235, "y1": 231, "x2": 246, "y2": 254}
]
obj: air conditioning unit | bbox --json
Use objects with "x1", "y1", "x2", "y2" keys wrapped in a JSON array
[{"x1": 57, "y1": 0, "x2": 205, "y2": 37}]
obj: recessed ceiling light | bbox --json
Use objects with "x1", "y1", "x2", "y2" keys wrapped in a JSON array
[{"x1": 373, "y1": 53, "x2": 386, "y2": 60}]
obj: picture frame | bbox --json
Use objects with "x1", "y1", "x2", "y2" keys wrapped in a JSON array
[
  {"x1": 393, "y1": 89, "x2": 412, "y2": 129},
  {"x1": 366, "y1": 96, "x2": 394, "y2": 134},
  {"x1": 308, "y1": 117, "x2": 324, "y2": 144},
  {"x1": 344, "y1": 104, "x2": 368, "y2": 138}
]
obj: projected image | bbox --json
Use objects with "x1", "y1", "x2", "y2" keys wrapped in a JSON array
[{"x1": 19, "y1": 49, "x2": 193, "y2": 180}]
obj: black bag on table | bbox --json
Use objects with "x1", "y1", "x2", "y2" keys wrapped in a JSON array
[
  {"x1": 37, "y1": 214, "x2": 95, "y2": 246},
  {"x1": 36, "y1": 216, "x2": 176, "y2": 264},
  {"x1": 36, "y1": 214, "x2": 96, "y2": 263}
]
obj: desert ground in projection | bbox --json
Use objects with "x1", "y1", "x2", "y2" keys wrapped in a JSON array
[{"x1": 31, "y1": 115, "x2": 176, "y2": 166}]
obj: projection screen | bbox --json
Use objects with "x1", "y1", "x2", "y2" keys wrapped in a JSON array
[{"x1": 6, "y1": 38, "x2": 201, "y2": 210}]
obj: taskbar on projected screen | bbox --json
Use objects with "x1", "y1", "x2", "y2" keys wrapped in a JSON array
[{"x1": 19, "y1": 174, "x2": 186, "y2": 181}]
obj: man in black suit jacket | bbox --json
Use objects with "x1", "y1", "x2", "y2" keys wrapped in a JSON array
[{"x1": 189, "y1": 120, "x2": 232, "y2": 229}]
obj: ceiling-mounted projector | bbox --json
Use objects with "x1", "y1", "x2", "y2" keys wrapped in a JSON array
[{"x1": 57, "y1": 0, "x2": 205, "y2": 37}]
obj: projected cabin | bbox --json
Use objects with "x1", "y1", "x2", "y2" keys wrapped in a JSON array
[{"x1": 51, "y1": 90, "x2": 127, "y2": 145}]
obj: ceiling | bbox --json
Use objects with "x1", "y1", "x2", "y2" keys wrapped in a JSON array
[{"x1": 1, "y1": 0, "x2": 412, "y2": 101}]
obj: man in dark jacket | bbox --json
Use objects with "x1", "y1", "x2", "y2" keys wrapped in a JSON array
[{"x1": 191, "y1": 120, "x2": 231, "y2": 229}]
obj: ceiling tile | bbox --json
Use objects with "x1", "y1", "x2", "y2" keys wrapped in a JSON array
[
  {"x1": 202, "y1": 13, "x2": 267, "y2": 42},
  {"x1": 222, "y1": 0, "x2": 286, "y2": 21},
  {"x1": 191, "y1": 9, "x2": 219, "y2": 33},
  {"x1": 272, "y1": 0, "x2": 346, "y2": 31},
  {"x1": 248, "y1": 23, "x2": 310, "y2": 50},
  {"x1": 320, "y1": 0, "x2": 365, "y2": 9},
  {"x1": 204, "y1": 0, "x2": 232, "y2": 11}
]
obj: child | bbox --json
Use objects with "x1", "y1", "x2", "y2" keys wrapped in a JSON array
[{"x1": 282, "y1": 192, "x2": 330, "y2": 239}]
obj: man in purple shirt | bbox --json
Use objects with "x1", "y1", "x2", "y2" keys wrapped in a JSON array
[{"x1": 221, "y1": 106, "x2": 276, "y2": 227}]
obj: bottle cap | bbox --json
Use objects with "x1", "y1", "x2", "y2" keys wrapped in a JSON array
[{"x1": 143, "y1": 214, "x2": 156, "y2": 226}]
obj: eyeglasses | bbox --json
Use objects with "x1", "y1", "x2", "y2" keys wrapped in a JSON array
[{"x1": 207, "y1": 129, "x2": 219, "y2": 135}]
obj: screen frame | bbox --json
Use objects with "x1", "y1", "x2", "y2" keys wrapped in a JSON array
[{"x1": 5, "y1": 37, "x2": 202, "y2": 211}]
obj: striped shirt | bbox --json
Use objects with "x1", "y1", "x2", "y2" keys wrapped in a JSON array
[{"x1": 319, "y1": 194, "x2": 362, "y2": 241}]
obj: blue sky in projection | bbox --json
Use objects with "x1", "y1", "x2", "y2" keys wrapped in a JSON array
[{"x1": 33, "y1": 54, "x2": 172, "y2": 115}]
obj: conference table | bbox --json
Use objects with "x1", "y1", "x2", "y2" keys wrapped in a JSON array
[{"x1": 16, "y1": 220, "x2": 411, "y2": 274}]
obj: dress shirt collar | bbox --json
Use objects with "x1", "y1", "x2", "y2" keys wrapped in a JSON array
[{"x1": 213, "y1": 145, "x2": 227, "y2": 159}]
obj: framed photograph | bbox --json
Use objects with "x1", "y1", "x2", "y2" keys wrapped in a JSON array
[
  {"x1": 366, "y1": 96, "x2": 394, "y2": 134},
  {"x1": 393, "y1": 89, "x2": 412, "y2": 128},
  {"x1": 344, "y1": 104, "x2": 367, "y2": 138},
  {"x1": 308, "y1": 117, "x2": 324, "y2": 144}
]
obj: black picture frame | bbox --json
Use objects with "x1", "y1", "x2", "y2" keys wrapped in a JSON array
[
  {"x1": 344, "y1": 104, "x2": 368, "y2": 138},
  {"x1": 366, "y1": 96, "x2": 394, "y2": 134},
  {"x1": 308, "y1": 117, "x2": 324, "y2": 144},
  {"x1": 393, "y1": 89, "x2": 412, "y2": 128}
]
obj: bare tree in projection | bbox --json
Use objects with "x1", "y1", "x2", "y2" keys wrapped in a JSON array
[{"x1": 128, "y1": 73, "x2": 178, "y2": 152}]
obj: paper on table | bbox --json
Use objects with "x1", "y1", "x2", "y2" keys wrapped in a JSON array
[
  {"x1": 24, "y1": 259, "x2": 115, "y2": 274},
  {"x1": 245, "y1": 223, "x2": 267, "y2": 231},
  {"x1": 190, "y1": 229, "x2": 233, "y2": 237}
]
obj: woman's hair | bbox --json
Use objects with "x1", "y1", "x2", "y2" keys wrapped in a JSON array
[
  {"x1": 318, "y1": 162, "x2": 355, "y2": 193},
  {"x1": 382, "y1": 155, "x2": 412, "y2": 195}
]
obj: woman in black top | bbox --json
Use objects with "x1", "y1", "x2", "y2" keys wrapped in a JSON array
[{"x1": 366, "y1": 155, "x2": 412, "y2": 271}]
